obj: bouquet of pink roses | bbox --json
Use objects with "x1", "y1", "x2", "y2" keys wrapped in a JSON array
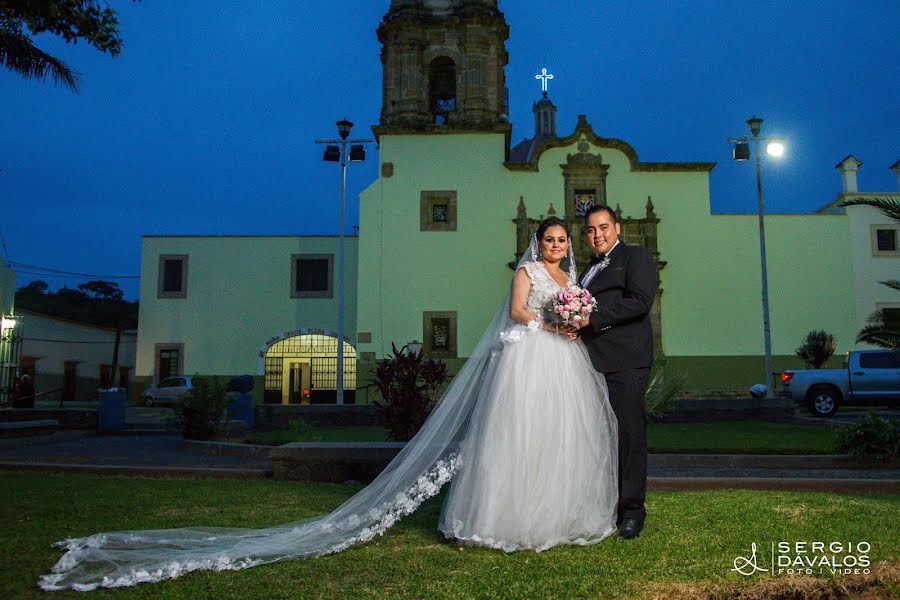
[{"x1": 550, "y1": 285, "x2": 597, "y2": 326}]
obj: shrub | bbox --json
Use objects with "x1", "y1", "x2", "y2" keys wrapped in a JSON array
[
  {"x1": 644, "y1": 362, "x2": 687, "y2": 420},
  {"x1": 288, "y1": 417, "x2": 322, "y2": 442},
  {"x1": 176, "y1": 376, "x2": 229, "y2": 440},
  {"x1": 795, "y1": 330, "x2": 837, "y2": 368},
  {"x1": 373, "y1": 343, "x2": 449, "y2": 441},
  {"x1": 835, "y1": 412, "x2": 899, "y2": 460}
]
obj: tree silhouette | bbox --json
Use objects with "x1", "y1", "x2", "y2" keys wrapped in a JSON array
[{"x1": 1, "y1": 1, "x2": 135, "y2": 92}]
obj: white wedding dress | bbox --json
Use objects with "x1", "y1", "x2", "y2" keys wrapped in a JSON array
[
  {"x1": 39, "y1": 244, "x2": 617, "y2": 592},
  {"x1": 439, "y1": 261, "x2": 618, "y2": 551}
]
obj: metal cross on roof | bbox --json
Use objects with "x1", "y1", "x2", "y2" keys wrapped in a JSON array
[{"x1": 535, "y1": 67, "x2": 554, "y2": 94}]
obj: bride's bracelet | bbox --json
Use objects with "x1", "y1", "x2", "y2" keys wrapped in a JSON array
[
  {"x1": 527, "y1": 317, "x2": 560, "y2": 334},
  {"x1": 526, "y1": 318, "x2": 542, "y2": 333}
]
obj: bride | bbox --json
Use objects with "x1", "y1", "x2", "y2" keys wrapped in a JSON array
[{"x1": 39, "y1": 217, "x2": 618, "y2": 591}]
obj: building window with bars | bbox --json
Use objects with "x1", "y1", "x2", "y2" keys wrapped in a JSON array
[
  {"x1": 291, "y1": 254, "x2": 334, "y2": 298},
  {"x1": 420, "y1": 191, "x2": 457, "y2": 231},
  {"x1": 154, "y1": 343, "x2": 184, "y2": 384},
  {"x1": 157, "y1": 254, "x2": 188, "y2": 298},
  {"x1": 423, "y1": 311, "x2": 457, "y2": 358},
  {"x1": 99, "y1": 364, "x2": 112, "y2": 389}
]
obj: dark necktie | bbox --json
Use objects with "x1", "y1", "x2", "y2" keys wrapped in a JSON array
[{"x1": 590, "y1": 253, "x2": 607, "y2": 265}]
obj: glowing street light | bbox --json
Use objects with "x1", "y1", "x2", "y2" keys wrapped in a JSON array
[
  {"x1": 315, "y1": 119, "x2": 373, "y2": 404},
  {"x1": 766, "y1": 141, "x2": 785, "y2": 158},
  {"x1": 728, "y1": 116, "x2": 786, "y2": 399}
]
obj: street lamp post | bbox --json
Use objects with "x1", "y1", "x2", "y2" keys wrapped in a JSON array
[
  {"x1": 729, "y1": 116, "x2": 784, "y2": 399},
  {"x1": 315, "y1": 119, "x2": 372, "y2": 405}
]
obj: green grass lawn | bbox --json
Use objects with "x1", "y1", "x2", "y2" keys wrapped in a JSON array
[
  {"x1": 1, "y1": 473, "x2": 896, "y2": 599},
  {"x1": 248, "y1": 420, "x2": 841, "y2": 454},
  {"x1": 646, "y1": 420, "x2": 840, "y2": 454}
]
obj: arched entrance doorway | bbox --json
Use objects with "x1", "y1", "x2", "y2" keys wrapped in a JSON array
[{"x1": 262, "y1": 332, "x2": 356, "y2": 404}]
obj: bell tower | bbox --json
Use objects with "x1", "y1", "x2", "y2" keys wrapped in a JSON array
[{"x1": 374, "y1": 0, "x2": 512, "y2": 140}]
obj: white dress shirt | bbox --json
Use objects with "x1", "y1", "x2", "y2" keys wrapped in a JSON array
[{"x1": 580, "y1": 239, "x2": 621, "y2": 288}]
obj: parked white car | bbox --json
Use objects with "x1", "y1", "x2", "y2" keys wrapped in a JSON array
[{"x1": 142, "y1": 376, "x2": 199, "y2": 407}]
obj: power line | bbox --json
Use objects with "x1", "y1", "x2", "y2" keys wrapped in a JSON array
[
  {"x1": 5, "y1": 260, "x2": 139, "y2": 279},
  {"x1": 22, "y1": 337, "x2": 136, "y2": 344},
  {"x1": 12, "y1": 269, "x2": 136, "y2": 282}
]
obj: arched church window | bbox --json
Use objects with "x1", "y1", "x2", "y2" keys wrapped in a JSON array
[{"x1": 429, "y1": 56, "x2": 457, "y2": 124}]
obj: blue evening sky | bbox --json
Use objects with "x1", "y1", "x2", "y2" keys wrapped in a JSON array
[{"x1": 2, "y1": 1, "x2": 898, "y2": 300}]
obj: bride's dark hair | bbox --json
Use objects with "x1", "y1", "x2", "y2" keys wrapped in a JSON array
[{"x1": 535, "y1": 216, "x2": 571, "y2": 240}]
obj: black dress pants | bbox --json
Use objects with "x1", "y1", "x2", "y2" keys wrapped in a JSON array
[{"x1": 603, "y1": 368, "x2": 649, "y2": 524}]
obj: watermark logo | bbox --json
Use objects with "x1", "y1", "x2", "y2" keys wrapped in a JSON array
[
  {"x1": 732, "y1": 541, "x2": 871, "y2": 577},
  {"x1": 732, "y1": 542, "x2": 769, "y2": 576}
]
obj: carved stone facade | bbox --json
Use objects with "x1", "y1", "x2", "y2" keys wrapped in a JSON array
[
  {"x1": 503, "y1": 114, "x2": 716, "y2": 358},
  {"x1": 560, "y1": 150, "x2": 609, "y2": 217},
  {"x1": 374, "y1": 0, "x2": 512, "y2": 141}
]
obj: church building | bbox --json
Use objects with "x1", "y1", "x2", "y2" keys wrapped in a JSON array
[
  {"x1": 132, "y1": 0, "x2": 897, "y2": 403},
  {"x1": 354, "y1": 0, "x2": 888, "y2": 392}
]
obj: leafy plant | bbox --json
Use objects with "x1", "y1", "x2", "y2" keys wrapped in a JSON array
[
  {"x1": 373, "y1": 343, "x2": 449, "y2": 441},
  {"x1": 643, "y1": 362, "x2": 687, "y2": 420},
  {"x1": 856, "y1": 305, "x2": 900, "y2": 349},
  {"x1": 288, "y1": 417, "x2": 322, "y2": 442},
  {"x1": 176, "y1": 376, "x2": 229, "y2": 440},
  {"x1": 835, "y1": 412, "x2": 899, "y2": 460},
  {"x1": 795, "y1": 330, "x2": 837, "y2": 368}
]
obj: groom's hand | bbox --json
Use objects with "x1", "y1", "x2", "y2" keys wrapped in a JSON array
[{"x1": 558, "y1": 323, "x2": 579, "y2": 340}]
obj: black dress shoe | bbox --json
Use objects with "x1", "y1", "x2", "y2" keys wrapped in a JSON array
[{"x1": 617, "y1": 518, "x2": 643, "y2": 539}]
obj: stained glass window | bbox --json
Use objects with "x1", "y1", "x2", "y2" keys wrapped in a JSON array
[{"x1": 574, "y1": 190, "x2": 596, "y2": 217}]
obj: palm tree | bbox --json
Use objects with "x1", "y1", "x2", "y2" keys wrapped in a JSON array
[
  {"x1": 840, "y1": 197, "x2": 900, "y2": 222},
  {"x1": 840, "y1": 197, "x2": 900, "y2": 349},
  {"x1": 0, "y1": 18, "x2": 79, "y2": 91},
  {"x1": 1, "y1": 2, "x2": 128, "y2": 93}
]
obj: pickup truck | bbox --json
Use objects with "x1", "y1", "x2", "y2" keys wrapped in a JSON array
[{"x1": 781, "y1": 349, "x2": 900, "y2": 417}]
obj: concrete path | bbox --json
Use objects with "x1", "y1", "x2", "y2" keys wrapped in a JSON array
[
  {"x1": 0, "y1": 433, "x2": 271, "y2": 478},
  {"x1": 0, "y1": 431, "x2": 897, "y2": 493}
]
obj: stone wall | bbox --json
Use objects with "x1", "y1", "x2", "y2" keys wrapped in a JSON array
[{"x1": 659, "y1": 397, "x2": 795, "y2": 422}]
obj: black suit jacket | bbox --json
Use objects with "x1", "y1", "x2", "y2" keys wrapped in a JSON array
[{"x1": 579, "y1": 242, "x2": 658, "y2": 373}]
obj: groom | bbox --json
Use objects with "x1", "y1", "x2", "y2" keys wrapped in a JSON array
[{"x1": 576, "y1": 204, "x2": 658, "y2": 540}]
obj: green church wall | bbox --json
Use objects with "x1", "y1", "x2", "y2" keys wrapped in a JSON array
[{"x1": 357, "y1": 129, "x2": 857, "y2": 393}]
